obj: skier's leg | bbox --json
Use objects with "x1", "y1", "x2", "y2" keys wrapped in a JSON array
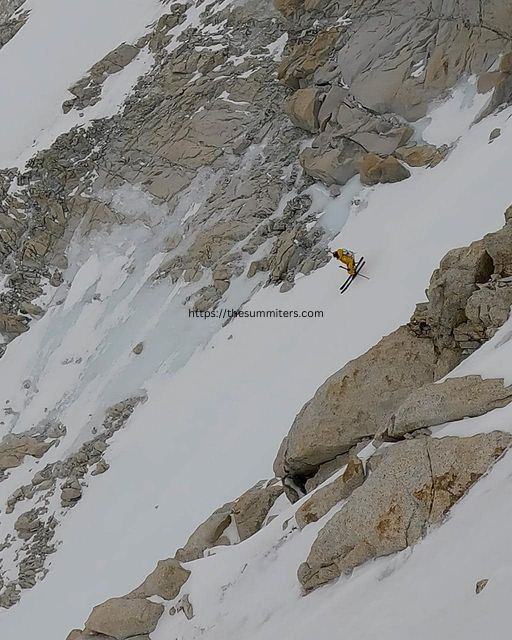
[{"x1": 347, "y1": 256, "x2": 356, "y2": 276}]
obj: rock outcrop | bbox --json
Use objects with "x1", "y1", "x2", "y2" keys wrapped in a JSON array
[
  {"x1": 274, "y1": 326, "x2": 438, "y2": 480},
  {"x1": 85, "y1": 597, "x2": 164, "y2": 640},
  {"x1": 359, "y1": 153, "x2": 411, "y2": 186},
  {"x1": 395, "y1": 143, "x2": 447, "y2": 168},
  {"x1": 232, "y1": 482, "x2": 284, "y2": 541},
  {"x1": 389, "y1": 376, "x2": 512, "y2": 437},
  {"x1": 410, "y1": 216, "x2": 512, "y2": 356},
  {"x1": 300, "y1": 138, "x2": 365, "y2": 186},
  {"x1": 284, "y1": 87, "x2": 321, "y2": 132},
  {"x1": 295, "y1": 457, "x2": 365, "y2": 529},
  {"x1": 130, "y1": 558, "x2": 190, "y2": 601},
  {"x1": 177, "y1": 479, "x2": 283, "y2": 560},
  {"x1": 278, "y1": 29, "x2": 340, "y2": 89},
  {"x1": 298, "y1": 432, "x2": 512, "y2": 591},
  {"x1": 0, "y1": 434, "x2": 53, "y2": 472},
  {"x1": 176, "y1": 501, "x2": 235, "y2": 562},
  {"x1": 64, "y1": 43, "x2": 141, "y2": 112}
]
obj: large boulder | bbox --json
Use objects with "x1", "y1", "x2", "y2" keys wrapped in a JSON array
[
  {"x1": 298, "y1": 432, "x2": 512, "y2": 591},
  {"x1": 484, "y1": 222, "x2": 512, "y2": 277},
  {"x1": 85, "y1": 597, "x2": 164, "y2": 640},
  {"x1": 300, "y1": 138, "x2": 365, "y2": 186},
  {"x1": 176, "y1": 501, "x2": 234, "y2": 562},
  {"x1": 274, "y1": 326, "x2": 438, "y2": 478},
  {"x1": 129, "y1": 558, "x2": 190, "y2": 600},
  {"x1": 463, "y1": 280, "x2": 512, "y2": 340},
  {"x1": 358, "y1": 153, "x2": 411, "y2": 186},
  {"x1": 283, "y1": 88, "x2": 321, "y2": 132},
  {"x1": 232, "y1": 483, "x2": 284, "y2": 541},
  {"x1": 410, "y1": 238, "x2": 495, "y2": 350},
  {"x1": 395, "y1": 143, "x2": 446, "y2": 167},
  {"x1": 0, "y1": 312, "x2": 29, "y2": 338},
  {"x1": 304, "y1": 453, "x2": 350, "y2": 492},
  {"x1": 296, "y1": 457, "x2": 365, "y2": 529},
  {"x1": 90, "y1": 43, "x2": 140, "y2": 80},
  {"x1": 389, "y1": 376, "x2": 512, "y2": 437},
  {"x1": 350, "y1": 127, "x2": 412, "y2": 157}
]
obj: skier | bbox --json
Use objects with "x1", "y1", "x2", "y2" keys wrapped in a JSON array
[{"x1": 332, "y1": 248, "x2": 356, "y2": 277}]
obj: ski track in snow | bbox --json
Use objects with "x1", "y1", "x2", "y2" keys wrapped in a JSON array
[{"x1": 0, "y1": 4, "x2": 511, "y2": 637}]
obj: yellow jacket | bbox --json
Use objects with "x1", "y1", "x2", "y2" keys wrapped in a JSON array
[{"x1": 333, "y1": 248, "x2": 356, "y2": 276}]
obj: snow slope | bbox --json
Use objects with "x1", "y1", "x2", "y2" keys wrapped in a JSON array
[
  {"x1": 0, "y1": 0, "x2": 167, "y2": 167},
  {"x1": 0, "y1": 65, "x2": 511, "y2": 638},
  {"x1": 151, "y1": 433, "x2": 512, "y2": 640}
]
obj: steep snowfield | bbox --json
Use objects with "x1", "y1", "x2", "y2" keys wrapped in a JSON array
[
  {"x1": 0, "y1": 56, "x2": 511, "y2": 638},
  {"x1": 0, "y1": 0, "x2": 166, "y2": 166},
  {"x1": 152, "y1": 430, "x2": 512, "y2": 640},
  {"x1": 1, "y1": 1, "x2": 512, "y2": 638}
]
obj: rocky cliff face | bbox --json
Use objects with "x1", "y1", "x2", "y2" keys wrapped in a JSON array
[{"x1": 1, "y1": 0, "x2": 512, "y2": 638}]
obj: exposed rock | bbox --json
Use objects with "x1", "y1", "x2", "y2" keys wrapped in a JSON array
[
  {"x1": 66, "y1": 631, "x2": 119, "y2": 640},
  {"x1": 476, "y1": 578, "x2": 489, "y2": 594},
  {"x1": 132, "y1": 342, "x2": 144, "y2": 355},
  {"x1": 275, "y1": 326, "x2": 438, "y2": 478},
  {"x1": 283, "y1": 88, "x2": 321, "y2": 132},
  {"x1": 296, "y1": 457, "x2": 365, "y2": 529},
  {"x1": 0, "y1": 12, "x2": 27, "y2": 49},
  {"x1": 232, "y1": 483, "x2": 284, "y2": 541},
  {"x1": 176, "y1": 501, "x2": 234, "y2": 562},
  {"x1": 479, "y1": 51, "x2": 512, "y2": 119},
  {"x1": 66, "y1": 43, "x2": 140, "y2": 111},
  {"x1": 489, "y1": 128, "x2": 501, "y2": 142},
  {"x1": 0, "y1": 434, "x2": 52, "y2": 471},
  {"x1": 410, "y1": 238, "x2": 495, "y2": 351},
  {"x1": 484, "y1": 223, "x2": 512, "y2": 277},
  {"x1": 300, "y1": 138, "x2": 365, "y2": 186},
  {"x1": 395, "y1": 144, "x2": 446, "y2": 167},
  {"x1": 348, "y1": 126, "x2": 412, "y2": 157},
  {"x1": 0, "y1": 312, "x2": 29, "y2": 338},
  {"x1": 91, "y1": 43, "x2": 140, "y2": 77},
  {"x1": 85, "y1": 597, "x2": 164, "y2": 640},
  {"x1": 477, "y1": 71, "x2": 503, "y2": 94},
  {"x1": 170, "y1": 594, "x2": 194, "y2": 620},
  {"x1": 463, "y1": 279, "x2": 512, "y2": 340},
  {"x1": 304, "y1": 453, "x2": 349, "y2": 492},
  {"x1": 14, "y1": 511, "x2": 41, "y2": 540},
  {"x1": 60, "y1": 478, "x2": 82, "y2": 507},
  {"x1": 278, "y1": 30, "x2": 340, "y2": 89},
  {"x1": 359, "y1": 153, "x2": 411, "y2": 186},
  {"x1": 0, "y1": 583, "x2": 20, "y2": 609},
  {"x1": 22, "y1": 231, "x2": 51, "y2": 263},
  {"x1": 91, "y1": 458, "x2": 110, "y2": 476},
  {"x1": 130, "y1": 558, "x2": 190, "y2": 600},
  {"x1": 389, "y1": 376, "x2": 512, "y2": 437},
  {"x1": 298, "y1": 432, "x2": 512, "y2": 591}
]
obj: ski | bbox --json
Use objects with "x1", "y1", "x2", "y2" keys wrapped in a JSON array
[{"x1": 340, "y1": 257, "x2": 366, "y2": 294}]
